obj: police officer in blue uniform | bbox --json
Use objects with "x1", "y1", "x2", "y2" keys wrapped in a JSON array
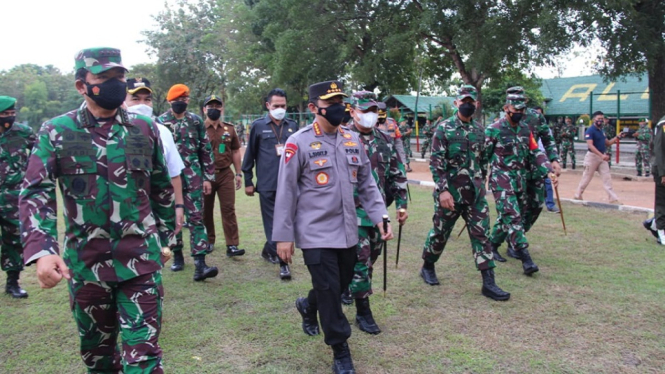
[
  {"x1": 242, "y1": 88, "x2": 299, "y2": 280},
  {"x1": 273, "y1": 80, "x2": 393, "y2": 374}
]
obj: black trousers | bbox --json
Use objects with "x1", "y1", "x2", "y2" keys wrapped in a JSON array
[
  {"x1": 655, "y1": 180, "x2": 665, "y2": 230},
  {"x1": 258, "y1": 190, "x2": 287, "y2": 266},
  {"x1": 303, "y1": 247, "x2": 357, "y2": 346}
]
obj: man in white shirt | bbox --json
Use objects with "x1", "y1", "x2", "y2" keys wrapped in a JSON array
[{"x1": 125, "y1": 78, "x2": 185, "y2": 235}]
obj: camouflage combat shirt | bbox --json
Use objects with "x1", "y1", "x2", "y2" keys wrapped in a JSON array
[{"x1": 0, "y1": 123, "x2": 35, "y2": 188}]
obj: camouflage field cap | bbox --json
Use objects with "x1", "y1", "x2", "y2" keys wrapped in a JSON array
[
  {"x1": 506, "y1": 93, "x2": 527, "y2": 109},
  {"x1": 203, "y1": 95, "x2": 223, "y2": 106},
  {"x1": 457, "y1": 85, "x2": 477, "y2": 101},
  {"x1": 74, "y1": 47, "x2": 126, "y2": 74},
  {"x1": 377, "y1": 102, "x2": 388, "y2": 118},
  {"x1": 351, "y1": 91, "x2": 379, "y2": 110},
  {"x1": 506, "y1": 86, "x2": 525, "y2": 95},
  {"x1": 308, "y1": 80, "x2": 348, "y2": 101},
  {"x1": 0, "y1": 96, "x2": 17, "y2": 112}
]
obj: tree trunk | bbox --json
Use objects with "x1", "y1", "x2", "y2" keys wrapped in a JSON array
[
  {"x1": 474, "y1": 85, "x2": 484, "y2": 125},
  {"x1": 650, "y1": 53, "x2": 665, "y2": 123}
]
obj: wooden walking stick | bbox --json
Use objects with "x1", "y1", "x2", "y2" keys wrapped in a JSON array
[{"x1": 552, "y1": 174, "x2": 567, "y2": 235}]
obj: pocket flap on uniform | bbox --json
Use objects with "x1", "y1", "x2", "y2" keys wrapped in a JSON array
[
  {"x1": 346, "y1": 154, "x2": 361, "y2": 165},
  {"x1": 127, "y1": 154, "x2": 153, "y2": 171},
  {"x1": 310, "y1": 158, "x2": 331, "y2": 170},
  {"x1": 59, "y1": 158, "x2": 96, "y2": 175}
]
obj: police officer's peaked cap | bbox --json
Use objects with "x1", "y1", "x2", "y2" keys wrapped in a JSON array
[
  {"x1": 505, "y1": 93, "x2": 527, "y2": 110},
  {"x1": 376, "y1": 102, "x2": 388, "y2": 118},
  {"x1": 127, "y1": 78, "x2": 152, "y2": 94},
  {"x1": 0, "y1": 96, "x2": 17, "y2": 112},
  {"x1": 74, "y1": 47, "x2": 126, "y2": 74},
  {"x1": 203, "y1": 95, "x2": 223, "y2": 106},
  {"x1": 308, "y1": 80, "x2": 348, "y2": 101}
]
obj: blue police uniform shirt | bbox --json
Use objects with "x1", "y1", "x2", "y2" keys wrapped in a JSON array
[{"x1": 585, "y1": 124, "x2": 606, "y2": 154}]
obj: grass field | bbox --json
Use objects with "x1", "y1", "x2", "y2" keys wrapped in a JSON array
[{"x1": 1, "y1": 185, "x2": 664, "y2": 373}]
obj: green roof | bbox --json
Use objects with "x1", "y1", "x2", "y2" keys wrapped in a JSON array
[
  {"x1": 540, "y1": 74, "x2": 649, "y2": 117},
  {"x1": 384, "y1": 95, "x2": 455, "y2": 114}
]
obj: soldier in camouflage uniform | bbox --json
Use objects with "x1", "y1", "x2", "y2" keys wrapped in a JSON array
[
  {"x1": 236, "y1": 122, "x2": 246, "y2": 146},
  {"x1": 398, "y1": 117, "x2": 413, "y2": 172},
  {"x1": 552, "y1": 117, "x2": 564, "y2": 155},
  {"x1": 603, "y1": 116, "x2": 615, "y2": 167},
  {"x1": 0, "y1": 96, "x2": 35, "y2": 298},
  {"x1": 634, "y1": 118, "x2": 651, "y2": 177},
  {"x1": 560, "y1": 117, "x2": 577, "y2": 169},
  {"x1": 157, "y1": 84, "x2": 218, "y2": 281},
  {"x1": 486, "y1": 92, "x2": 555, "y2": 276},
  {"x1": 19, "y1": 48, "x2": 174, "y2": 373},
  {"x1": 346, "y1": 91, "x2": 409, "y2": 334},
  {"x1": 420, "y1": 86, "x2": 509, "y2": 301},
  {"x1": 420, "y1": 119, "x2": 436, "y2": 158},
  {"x1": 501, "y1": 89, "x2": 560, "y2": 252}
]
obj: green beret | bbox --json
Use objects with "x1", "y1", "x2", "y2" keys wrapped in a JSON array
[{"x1": 0, "y1": 96, "x2": 17, "y2": 112}]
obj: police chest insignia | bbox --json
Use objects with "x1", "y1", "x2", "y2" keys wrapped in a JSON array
[
  {"x1": 310, "y1": 141, "x2": 322, "y2": 149},
  {"x1": 316, "y1": 172, "x2": 329, "y2": 185},
  {"x1": 309, "y1": 150, "x2": 327, "y2": 157},
  {"x1": 313, "y1": 123, "x2": 322, "y2": 136},
  {"x1": 345, "y1": 148, "x2": 359, "y2": 154},
  {"x1": 344, "y1": 141, "x2": 357, "y2": 147},
  {"x1": 343, "y1": 133, "x2": 352, "y2": 139},
  {"x1": 351, "y1": 156, "x2": 358, "y2": 163},
  {"x1": 314, "y1": 159, "x2": 327, "y2": 167},
  {"x1": 288, "y1": 128, "x2": 293, "y2": 132},
  {"x1": 352, "y1": 170, "x2": 357, "y2": 179}
]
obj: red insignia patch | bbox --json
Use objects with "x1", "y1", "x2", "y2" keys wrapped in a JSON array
[
  {"x1": 528, "y1": 132, "x2": 538, "y2": 151},
  {"x1": 285, "y1": 149, "x2": 296, "y2": 164},
  {"x1": 92, "y1": 86, "x2": 101, "y2": 95},
  {"x1": 351, "y1": 156, "x2": 358, "y2": 163},
  {"x1": 316, "y1": 172, "x2": 329, "y2": 185}
]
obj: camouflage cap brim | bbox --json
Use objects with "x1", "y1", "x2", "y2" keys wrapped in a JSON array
[
  {"x1": 507, "y1": 100, "x2": 527, "y2": 110},
  {"x1": 88, "y1": 62, "x2": 127, "y2": 75},
  {"x1": 355, "y1": 101, "x2": 379, "y2": 110}
]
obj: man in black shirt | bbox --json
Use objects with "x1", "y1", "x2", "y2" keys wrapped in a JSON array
[{"x1": 242, "y1": 88, "x2": 299, "y2": 280}]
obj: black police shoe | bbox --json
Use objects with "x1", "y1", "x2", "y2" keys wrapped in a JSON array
[
  {"x1": 491, "y1": 243, "x2": 507, "y2": 262},
  {"x1": 515, "y1": 248, "x2": 539, "y2": 275},
  {"x1": 355, "y1": 298, "x2": 381, "y2": 334},
  {"x1": 226, "y1": 245, "x2": 246, "y2": 257},
  {"x1": 193, "y1": 255, "x2": 219, "y2": 281},
  {"x1": 261, "y1": 249, "x2": 280, "y2": 264},
  {"x1": 331, "y1": 342, "x2": 356, "y2": 374},
  {"x1": 295, "y1": 297, "x2": 320, "y2": 336},
  {"x1": 506, "y1": 245, "x2": 520, "y2": 259},
  {"x1": 170, "y1": 250, "x2": 185, "y2": 272},
  {"x1": 480, "y1": 269, "x2": 510, "y2": 301},
  {"x1": 280, "y1": 264, "x2": 291, "y2": 280},
  {"x1": 5, "y1": 271, "x2": 28, "y2": 299},
  {"x1": 341, "y1": 288, "x2": 353, "y2": 305},
  {"x1": 643, "y1": 218, "x2": 659, "y2": 238},
  {"x1": 420, "y1": 263, "x2": 440, "y2": 285}
]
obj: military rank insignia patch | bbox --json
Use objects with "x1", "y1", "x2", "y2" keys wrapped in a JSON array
[
  {"x1": 343, "y1": 133, "x2": 352, "y2": 139},
  {"x1": 284, "y1": 142, "x2": 298, "y2": 164},
  {"x1": 310, "y1": 141, "x2": 322, "y2": 149},
  {"x1": 344, "y1": 141, "x2": 357, "y2": 147},
  {"x1": 314, "y1": 159, "x2": 327, "y2": 167},
  {"x1": 316, "y1": 172, "x2": 329, "y2": 185}
]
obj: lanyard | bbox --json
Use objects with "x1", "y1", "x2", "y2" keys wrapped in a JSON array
[{"x1": 269, "y1": 121, "x2": 285, "y2": 144}]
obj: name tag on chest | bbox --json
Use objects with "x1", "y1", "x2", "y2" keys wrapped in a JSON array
[{"x1": 275, "y1": 143, "x2": 284, "y2": 156}]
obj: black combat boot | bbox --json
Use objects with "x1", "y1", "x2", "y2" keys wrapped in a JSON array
[
  {"x1": 516, "y1": 248, "x2": 539, "y2": 275},
  {"x1": 341, "y1": 288, "x2": 353, "y2": 305},
  {"x1": 646, "y1": 172, "x2": 651, "y2": 177},
  {"x1": 637, "y1": 172, "x2": 642, "y2": 177},
  {"x1": 355, "y1": 298, "x2": 381, "y2": 334},
  {"x1": 480, "y1": 269, "x2": 510, "y2": 301},
  {"x1": 572, "y1": 164, "x2": 576, "y2": 170},
  {"x1": 420, "y1": 261, "x2": 440, "y2": 285},
  {"x1": 279, "y1": 264, "x2": 291, "y2": 280},
  {"x1": 193, "y1": 255, "x2": 218, "y2": 281},
  {"x1": 226, "y1": 245, "x2": 246, "y2": 257},
  {"x1": 562, "y1": 164, "x2": 566, "y2": 169},
  {"x1": 170, "y1": 250, "x2": 184, "y2": 272},
  {"x1": 295, "y1": 297, "x2": 320, "y2": 336},
  {"x1": 421, "y1": 152, "x2": 426, "y2": 159},
  {"x1": 331, "y1": 342, "x2": 356, "y2": 374},
  {"x1": 491, "y1": 242, "x2": 507, "y2": 262},
  {"x1": 506, "y1": 245, "x2": 519, "y2": 259},
  {"x1": 643, "y1": 218, "x2": 659, "y2": 238},
  {"x1": 5, "y1": 271, "x2": 28, "y2": 299}
]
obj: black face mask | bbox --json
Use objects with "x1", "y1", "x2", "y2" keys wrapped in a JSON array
[
  {"x1": 342, "y1": 112, "x2": 352, "y2": 124},
  {"x1": 0, "y1": 116, "x2": 15, "y2": 129},
  {"x1": 595, "y1": 120, "x2": 604, "y2": 127},
  {"x1": 207, "y1": 109, "x2": 221, "y2": 121},
  {"x1": 317, "y1": 103, "x2": 346, "y2": 127},
  {"x1": 171, "y1": 101, "x2": 188, "y2": 114},
  {"x1": 507, "y1": 112, "x2": 523, "y2": 123},
  {"x1": 84, "y1": 79, "x2": 127, "y2": 110},
  {"x1": 458, "y1": 102, "x2": 476, "y2": 118},
  {"x1": 377, "y1": 117, "x2": 386, "y2": 124}
]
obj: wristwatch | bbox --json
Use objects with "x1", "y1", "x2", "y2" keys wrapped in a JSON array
[
  {"x1": 175, "y1": 204, "x2": 185, "y2": 209},
  {"x1": 236, "y1": 173, "x2": 242, "y2": 177}
]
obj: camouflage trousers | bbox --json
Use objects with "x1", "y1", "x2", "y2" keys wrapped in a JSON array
[
  {"x1": 523, "y1": 178, "x2": 545, "y2": 233},
  {"x1": 174, "y1": 186, "x2": 210, "y2": 256},
  {"x1": 606, "y1": 149, "x2": 613, "y2": 167},
  {"x1": 560, "y1": 140, "x2": 576, "y2": 168},
  {"x1": 422, "y1": 192, "x2": 495, "y2": 271},
  {"x1": 68, "y1": 271, "x2": 164, "y2": 374},
  {"x1": 490, "y1": 189, "x2": 530, "y2": 250},
  {"x1": 420, "y1": 137, "x2": 432, "y2": 157},
  {"x1": 0, "y1": 189, "x2": 22, "y2": 272},
  {"x1": 554, "y1": 140, "x2": 562, "y2": 155},
  {"x1": 402, "y1": 135, "x2": 413, "y2": 158},
  {"x1": 349, "y1": 225, "x2": 383, "y2": 299},
  {"x1": 636, "y1": 147, "x2": 650, "y2": 175}
]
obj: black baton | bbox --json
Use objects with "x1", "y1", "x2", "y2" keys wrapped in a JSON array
[{"x1": 382, "y1": 215, "x2": 390, "y2": 296}]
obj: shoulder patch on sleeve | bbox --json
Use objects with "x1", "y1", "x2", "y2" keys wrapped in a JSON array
[{"x1": 284, "y1": 142, "x2": 298, "y2": 164}]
